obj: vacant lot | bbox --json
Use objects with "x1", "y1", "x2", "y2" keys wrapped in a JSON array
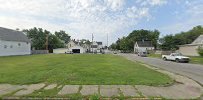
[{"x1": 0, "y1": 54, "x2": 172, "y2": 85}]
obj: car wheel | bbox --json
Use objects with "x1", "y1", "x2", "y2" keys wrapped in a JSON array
[
  {"x1": 176, "y1": 59, "x2": 180, "y2": 63},
  {"x1": 163, "y1": 57, "x2": 167, "y2": 61}
]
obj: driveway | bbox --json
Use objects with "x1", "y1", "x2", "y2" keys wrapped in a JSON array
[{"x1": 120, "y1": 53, "x2": 203, "y2": 85}]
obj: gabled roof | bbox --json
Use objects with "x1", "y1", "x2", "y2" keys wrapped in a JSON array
[
  {"x1": 192, "y1": 35, "x2": 203, "y2": 44},
  {"x1": 96, "y1": 42, "x2": 102, "y2": 45},
  {"x1": 0, "y1": 27, "x2": 31, "y2": 42},
  {"x1": 136, "y1": 41, "x2": 153, "y2": 47}
]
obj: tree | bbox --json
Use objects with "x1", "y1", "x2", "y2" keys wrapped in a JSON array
[
  {"x1": 55, "y1": 31, "x2": 71, "y2": 43},
  {"x1": 160, "y1": 25, "x2": 203, "y2": 50},
  {"x1": 48, "y1": 34, "x2": 64, "y2": 49},
  {"x1": 197, "y1": 46, "x2": 203, "y2": 56},
  {"x1": 23, "y1": 27, "x2": 47, "y2": 50},
  {"x1": 110, "y1": 29, "x2": 160, "y2": 52},
  {"x1": 23, "y1": 27, "x2": 66, "y2": 50},
  {"x1": 110, "y1": 43, "x2": 117, "y2": 50}
]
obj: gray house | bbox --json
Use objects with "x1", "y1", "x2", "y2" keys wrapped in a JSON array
[
  {"x1": 0, "y1": 27, "x2": 31, "y2": 56},
  {"x1": 179, "y1": 35, "x2": 203, "y2": 56}
]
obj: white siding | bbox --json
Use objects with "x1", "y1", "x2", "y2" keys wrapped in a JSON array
[
  {"x1": 53, "y1": 48, "x2": 68, "y2": 54},
  {"x1": 0, "y1": 40, "x2": 31, "y2": 56},
  {"x1": 179, "y1": 45, "x2": 199, "y2": 56}
]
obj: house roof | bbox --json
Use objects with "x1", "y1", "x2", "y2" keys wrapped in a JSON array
[
  {"x1": 192, "y1": 35, "x2": 203, "y2": 44},
  {"x1": 96, "y1": 42, "x2": 102, "y2": 45},
  {"x1": 0, "y1": 27, "x2": 31, "y2": 42},
  {"x1": 179, "y1": 35, "x2": 203, "y2": 47},
  {"x1": 136, "y1": 41, "x2": 153, "y2": 47}
]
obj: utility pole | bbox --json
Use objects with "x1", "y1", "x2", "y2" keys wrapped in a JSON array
[
  {"x1": 107, "y1": 33, "x2": 108, "y2": 50},
  {"x1": 45, "y1": 32, "x2": 49, "y2": 50},
  {"x1": 92, "y1": 33, "x2": 94, "y2": 53}
]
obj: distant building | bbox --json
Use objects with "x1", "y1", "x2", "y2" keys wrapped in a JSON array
[
  {"x1": 179, "y1": 35, "x2": 203, "y2": 56},
  {"x1": 53, "y1": 40, "x2": 90, "y2": 54},
  {"x1": 0, "y1": 27, "x2": 31, "y2": 56},
  {"x1": 91, "y1": 41, "x2": 103, "y2": 53},
  {"x1": 134, "y1": 41, "x2": 154, "y2": 53}
]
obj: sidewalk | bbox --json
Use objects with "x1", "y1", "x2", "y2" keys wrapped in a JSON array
[{"x1": 0, "y1": 64, "x2": 202, "y2": 99}]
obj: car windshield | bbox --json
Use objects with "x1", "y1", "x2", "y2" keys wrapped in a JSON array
[{"x1": 174, "y1": 53, "x2": 183, "y2": 56}]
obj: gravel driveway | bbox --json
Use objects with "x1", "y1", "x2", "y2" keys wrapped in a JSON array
[{"x1": 120, "y1": 53, "x2": 203, "y2": 85}]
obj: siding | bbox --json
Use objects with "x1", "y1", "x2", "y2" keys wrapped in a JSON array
[
  {"x1": 179, "y1": 45, "x2": 199, "y2": 56},
  {"x1": 0, "y1": 40, "x2": 31, "y2": 56}
]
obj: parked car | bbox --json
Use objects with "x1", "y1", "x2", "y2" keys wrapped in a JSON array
[
  {"x1": 138, "y1": 52, "x2": 147, "y2": 57},
  {"x1": 162, "y1": 53, "x2": 190, "y2": 63}
]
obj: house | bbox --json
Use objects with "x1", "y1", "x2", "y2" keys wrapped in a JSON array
[
  {"x1": 178, "y1": 35, "x2": 203, "y2": 56},
  {"x1": 134, "y1": 40, "x2": 154, "y2": 53},
  {"x1": 66, "y1": 40, "x2": 78, "y2": 48},
  {"x1": 0, "y1": 27, "x2": 31, "y2": 56},
  {"x1": 53, "y1": 40, "x2": 88, "y2": 54},
  {"x1": 90, "y1": 41, "x2": 103, "y2": 53}
]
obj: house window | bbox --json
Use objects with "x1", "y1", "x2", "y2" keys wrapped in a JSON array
[
  {"x1": 4, "y1": 45, "x2": 7, "y2": 48},
  {"x1": 18, "y1": 43, "x2": 21, "y2": 46},
  {"x1": 26, "y1": 42, "x2": 29, "y2": 44},
  {"x1": 10, "y1": 45, "x2": 13, "y2": 48}
]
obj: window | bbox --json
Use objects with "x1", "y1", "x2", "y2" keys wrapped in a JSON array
[
  {"x1": 10, "y1": 45, "x2": 13, "y2": 48},
  {"x1": 4, "y1": 45, "x2": 7, "y2": 48},
  {"x1": 18, "y1": 43, "x2": 21, "y2": 46},
  {"x1": 26, "y1": 42, "x2": 29, "y2": 44}
]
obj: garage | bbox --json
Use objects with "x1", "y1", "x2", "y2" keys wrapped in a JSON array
[
  {"x1": 72, "y1": 49, "x2": 80, "y2": 53},
  {"x1": 69, "y1": 45, "x2": 85, "y2": 54}
]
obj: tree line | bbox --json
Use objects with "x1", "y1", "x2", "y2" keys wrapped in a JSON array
[
  {"x1": 110, "y1": 25, "x2": 203, "y2": 52},
  {"x1": 110, "y1": 29, "x2": 160, "y2": 52},
  {"x1": 23, "y1": 27, "x2": 71, "y2": 51},
  {"x1": 159, "y1": 25, "x2": 203, "y2": 50}
]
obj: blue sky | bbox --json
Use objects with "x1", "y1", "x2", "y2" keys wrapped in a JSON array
[{"x1": 0, "y1": 0, "x2": 203, "y2": 45}]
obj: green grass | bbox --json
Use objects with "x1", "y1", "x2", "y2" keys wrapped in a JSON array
[
  {"x1": 190, "y1": 56, "x2": 203, "y2": 65},
  {"x1": 148, "y1": 54, "x2": 162, "y2": 58},
  {"x1": 0, "y1": 54, "x2": 172, "y2": 85}
]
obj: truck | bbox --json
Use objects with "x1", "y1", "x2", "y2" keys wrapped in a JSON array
[{"x1": 162, "y1": 53, "x2": 190, "y2": 63}]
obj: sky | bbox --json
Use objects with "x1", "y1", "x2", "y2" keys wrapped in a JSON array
[{"x1": 0, "y1": 0, "x2": 203, "y2": 45}]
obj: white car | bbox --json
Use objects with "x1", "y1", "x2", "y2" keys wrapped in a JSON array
[{"x1": 162, "y1": 53, "x2": 190, "y2": 63}]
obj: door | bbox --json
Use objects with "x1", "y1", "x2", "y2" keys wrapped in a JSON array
[{"x1": 72, "y1": 49, "x2": 80, "y2": 53}]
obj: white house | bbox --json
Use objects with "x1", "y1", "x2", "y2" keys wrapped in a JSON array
[
  {"x1": 178, "y1": 35, "x2": 203, "y2": 56},
  {"x1": 69, "y1": 45, "x2": 86, "y2": 53},
  {"x1": 53, "y1": 40, "x2": 88, "y2": 54},
  {"x1": 134, "y1": 41, "x2": 154, "y2": 53},
  {"x1": 0, "y1": 27, "x2": 31, "y2": 56},
  {"x1": 91, "y1": 41, "x2": 103, "y2": 53}
]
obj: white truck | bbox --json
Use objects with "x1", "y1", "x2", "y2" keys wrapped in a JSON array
[{"x1": 162, "y1": 53, "x2": 190, "y2": 63}]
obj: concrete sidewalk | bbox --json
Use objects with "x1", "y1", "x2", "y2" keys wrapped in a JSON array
[{"x1": 1, "y1": 66, "x2": 202, "y2": 99}]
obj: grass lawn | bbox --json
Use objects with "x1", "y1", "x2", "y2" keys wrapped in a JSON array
[
  {"x1": 148, "y1": 54, "x2": 162, "y2": 58},
  {"x1": 190, "y1": 56, "x2": 203, "y2": 65},
  {"x1": 0, "y1": 54, "x2": 172, "y2": 86}
]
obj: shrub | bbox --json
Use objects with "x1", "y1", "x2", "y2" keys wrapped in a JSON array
[{"x1": 197, "y1": 46, "x2": 203, "y2": 56}]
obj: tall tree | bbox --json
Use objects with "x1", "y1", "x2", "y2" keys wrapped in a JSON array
[
  {"x1": 160, "y1": 25, "x2": 203, "y2": 50},
  {"x1": 55, "y1": 31, "x2": 71, "y2": 44},
  {"x1": 23, "y1": 27, "x2": 66, "y2": 50}
]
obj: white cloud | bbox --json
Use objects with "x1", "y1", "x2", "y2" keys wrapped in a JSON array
[{"x1": 0, "y1": 0, "x2": 167, "y2": 43}]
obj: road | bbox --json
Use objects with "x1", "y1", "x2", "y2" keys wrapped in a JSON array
[{"x1": 120, "y1": 53, "x2": 203, "y2": 85}]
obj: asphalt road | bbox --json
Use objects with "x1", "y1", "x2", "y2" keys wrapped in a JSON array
[{"x1": 120, "y1": 53, "x2": 203, "y2": 85}]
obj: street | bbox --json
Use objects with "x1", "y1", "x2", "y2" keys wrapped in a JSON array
[{"x1": 120, "y1": 53, "x2": 203, "y2": 85}]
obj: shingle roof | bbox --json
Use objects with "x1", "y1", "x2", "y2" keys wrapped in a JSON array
[
  {"x1": 0, "y1": 27, "x2": 31, "y2": 43},
  {"x1": 192, "y1": 35, "x2": 203, "y2": 44},
  {"x1": 136, "y1": 41, "x2": 153, "y2": 47}
]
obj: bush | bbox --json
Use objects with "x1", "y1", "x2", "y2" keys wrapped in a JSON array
[{"x1": 197, "y1": 46, "x2": 203, "y2": 56}]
